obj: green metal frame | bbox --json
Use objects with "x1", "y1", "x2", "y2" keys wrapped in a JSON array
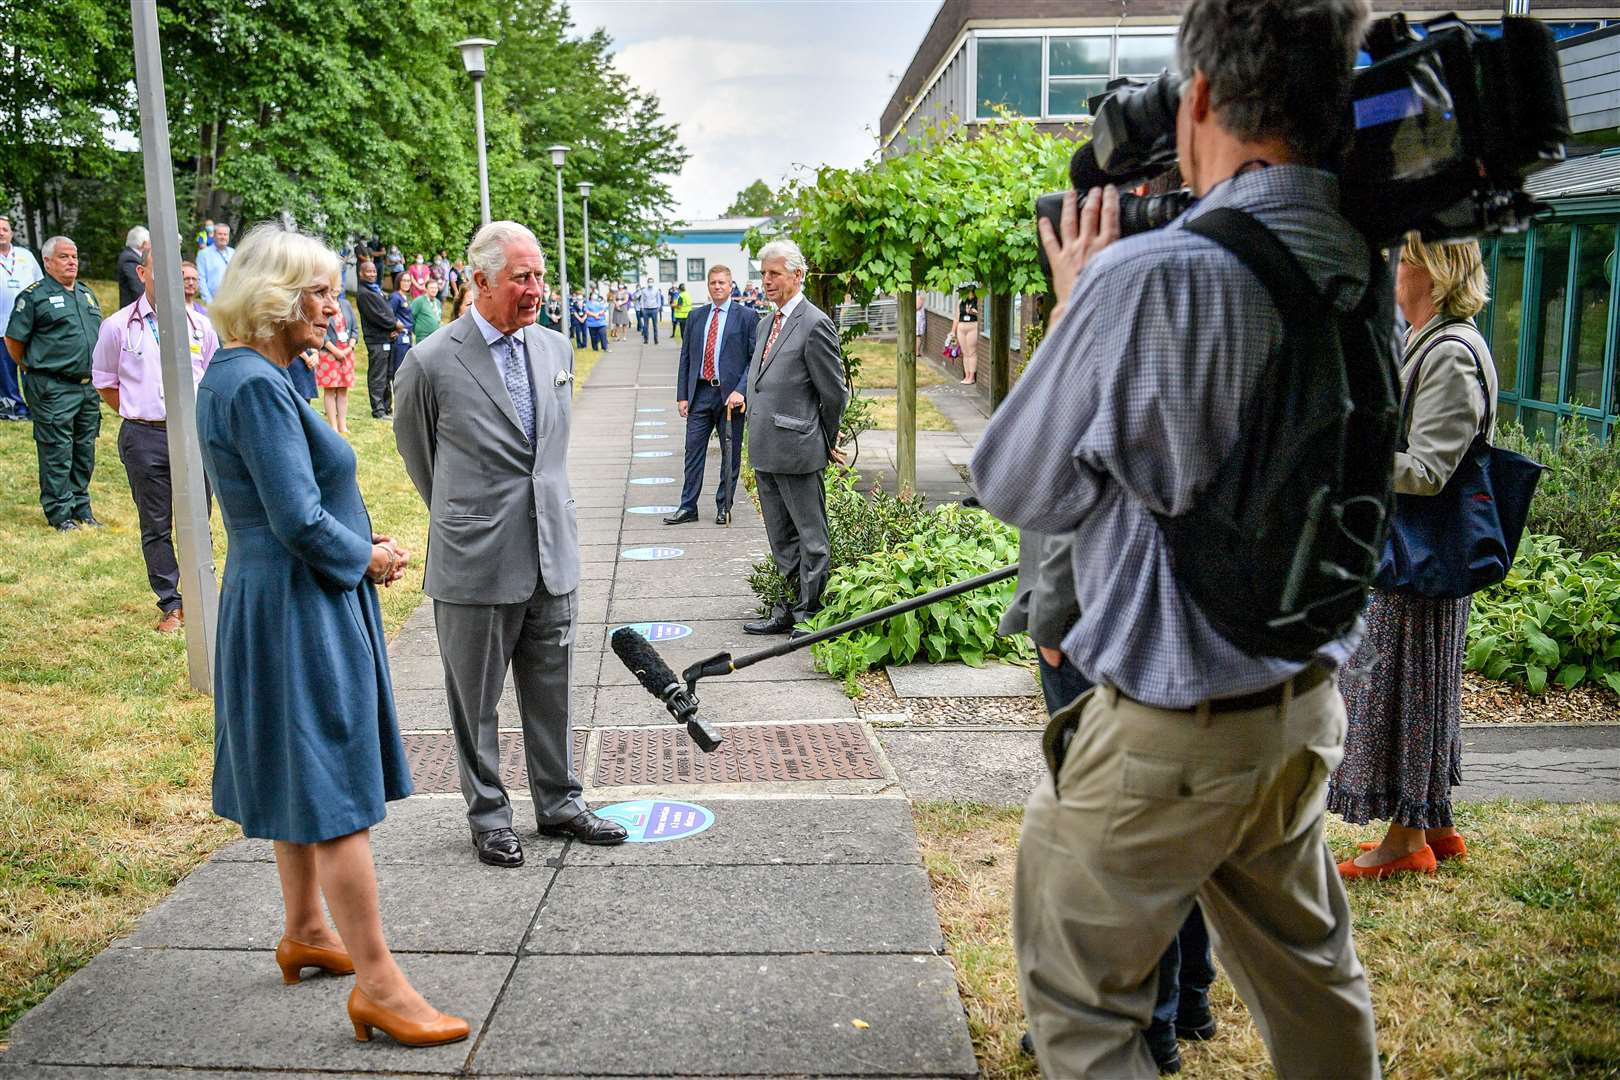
[{"x1": 1481, "y1": 196, "x2": 1620, "y2": 444}]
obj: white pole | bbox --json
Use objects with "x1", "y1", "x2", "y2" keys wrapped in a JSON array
[
  {"x1": 472, "y1": 77, "x2": 491, "y2": 226},
  {"x1": 131, "y1": 0, "x2": 218, "y2": 693},
  {"x1": 553, "y1": 166, "x2": 570, "y2": 371},
  {"x1": 581, "y1": 195, "x2": 591, "y2": 299}
]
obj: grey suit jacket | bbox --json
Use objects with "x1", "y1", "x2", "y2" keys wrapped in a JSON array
[
  {"x1": 745, "y1": 297, "x2": 848, "y2": 474},
  {"x1": 998, "y1": 531, "x2": 1079, "y2": 648},
  {"x1": 394, "y1": 312, "x2": 580, "y2": 605}
]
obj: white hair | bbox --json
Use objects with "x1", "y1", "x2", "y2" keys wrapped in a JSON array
[
  {"x1": 42, "y1": 236, "x2": 75, "y2": 260},
  {"x1": 757, "y1": 238, "x2": 807, "y2": 275},
  {"x1": 467, "y1": 220, "x2": 541, "y2": 281},
  {"x1": 126, "y1": 225, "x2": 150, "y2": 249}
]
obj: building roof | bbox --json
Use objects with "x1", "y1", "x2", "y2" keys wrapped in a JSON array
[
  {"x1": 665, "y1": 217, "x2": 771, "y2": 233},
  {"x1": 1526, "y1": 150, "x2": 1620, "y2": 200}
]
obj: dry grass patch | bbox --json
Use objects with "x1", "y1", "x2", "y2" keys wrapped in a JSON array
[
  {"x1": 914, "y1": 799, "x2": 1620, "y2": 1080},
  {"x1": 847, "y1": 337, "x2": 952, "y2": 390}
]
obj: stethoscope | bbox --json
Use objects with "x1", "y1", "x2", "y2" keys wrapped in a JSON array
[{"x1": 123, "y1": 311, "x2": 201, "y2": 356}]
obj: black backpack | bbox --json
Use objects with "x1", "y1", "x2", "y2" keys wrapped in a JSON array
[{"x1": 1154, "y1": 208, "x2": 1400, "y2": 661}]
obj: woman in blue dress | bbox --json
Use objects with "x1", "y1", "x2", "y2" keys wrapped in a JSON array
[{"x1": 197, "y1": 223, "x2": 467, "y2": 1048}]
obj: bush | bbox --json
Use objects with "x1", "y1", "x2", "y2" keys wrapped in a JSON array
[
  {"x1": 807, "y1": 507, "x2": 1030, "y2": 692},
  {"x1": 1466, "y1": 532, "x2": 1620, "y2": 696},
  {"x1": 1494, "y1": 416, "x2": 1620, "y2": 556}
]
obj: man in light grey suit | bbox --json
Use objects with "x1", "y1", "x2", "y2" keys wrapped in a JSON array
[
  {"x1": 743, "y1": 239, "x2": 849, "y2": 638},
  {"x1": 394, "y1": 220, "x2": 626, "y2": 868}
]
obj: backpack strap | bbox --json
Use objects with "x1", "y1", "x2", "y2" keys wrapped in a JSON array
[
  {"x1": 1182, "y1": 208, "x2": 1327, "y2": 329},
  {"x1": 1396, "y1": 320, "x2": 1493, "y2": 449}
]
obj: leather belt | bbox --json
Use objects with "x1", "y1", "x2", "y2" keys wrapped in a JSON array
[
  {"x1": 1204, "y1": 664, "x2": 1331, "y2": 713},
  {"x1": 37, "y1": 370, "x2": 92, "y2": 385},
  {"x1": 705, "y1": 378, "x2": 721, "y2": 387},
  {"x1": 126, "y1": 417, "x2": 167, "y2": 429}
]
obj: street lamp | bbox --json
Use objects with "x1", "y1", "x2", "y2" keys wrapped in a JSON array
[
  {"x1": 548, "y1": 145, "x2": 570, "y2": 369},
  {"x1": 577, "y1": 181, "x2": 593, "y2": 299},
  {"x1": 453, "y1": 37, "x2": 498, "y2": 225}
]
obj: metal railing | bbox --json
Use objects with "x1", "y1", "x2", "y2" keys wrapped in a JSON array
[{"x1": 834, "y1": 298, "x2": 897, "y2": 333}]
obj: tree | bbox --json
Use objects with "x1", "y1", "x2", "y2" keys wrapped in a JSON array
[{"x1": 723, "y1": 179, "x2": 784, "y2": 218}]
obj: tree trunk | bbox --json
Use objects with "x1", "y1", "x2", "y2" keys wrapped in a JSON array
[
  {"x1": 989, "y1": 286, "x2": 1012, "y2": 409},
  {"x1": 897, "y1": 276, "x2": 918, "y2": 496}
]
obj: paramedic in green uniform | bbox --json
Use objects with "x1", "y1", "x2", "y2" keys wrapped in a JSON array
[{"x1": 4, "y1": 236, "x2": 104, "y2": 530}]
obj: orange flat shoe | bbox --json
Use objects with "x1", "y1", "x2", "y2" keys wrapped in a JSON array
[
  {"x1": 276, "y1": 936, "x2": 355, "y2": 984},
  {"x1": 348, "y1": 986, "x2": 470, "y2": 1047},
  {"x1": 1358, "y1": 834, "x2": 1467, "y2": 861},
  {"x1": 1338, "y1": 845, "x2": 1438, "y2": 880}
]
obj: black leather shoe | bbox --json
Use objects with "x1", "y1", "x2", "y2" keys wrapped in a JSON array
[
  {"x1": 75, "y1": 514, "x2": 104, "y2": 528},
  {"x1": 1146, "y1": 1020, "x2": 1182, "y2": 1074},
  {"x1": 1019, "y1": 1032, "x2": 1035, "y2": 1056},
  {"x1": 663, "y1": 508, "x2": 699, "y2": 525},
  {"x1": 473, "y1": 827, "x2": 524, "y2": 867},
  {"x1": 744, "y1": 615, "x2": 794, "y2": 635},
  {"x1": 715, "y1": 509, "x2": 730, "y2": 525},
  {"x1": 1175, "y1": 1005, "x2": 1217, "y2": 1042},
  {"x1": 52, "y1": 520, "x2": 79, "y2": 532},
  {"x1": 538, "y1": 809, "x2": 628, "y2": 846}
]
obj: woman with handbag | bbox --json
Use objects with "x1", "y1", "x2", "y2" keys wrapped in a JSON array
[
  {"x1": 1329, "y1": 235, "x2": 1499, "y2": 880},
  {"x1": 953, "y1": 286, "x2": 980, "y2": 385}
]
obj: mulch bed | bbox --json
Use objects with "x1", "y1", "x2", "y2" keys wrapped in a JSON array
[{"x1": 851, "y1": 668, "x2": 1619, "y2": 727}]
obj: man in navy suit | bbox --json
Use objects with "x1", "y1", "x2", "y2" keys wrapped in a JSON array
[{"x1": 665, "y1": 265, "x2": 756, "y2": 525}]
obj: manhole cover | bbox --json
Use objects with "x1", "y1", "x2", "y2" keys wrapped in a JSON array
[
  {"x1": 634, "y1": 451, "x2": 674, "y2": 458},
  {"x1": 630, "y1": 476, "x2": 676, "y2": 485},
  {"x1": 595, "y1": 722, "x2": 882, "y2": 786},
  {"x1": 637, "y1": 408, "x2": 665, "y2": 413},
  {"x1": 634, "y1": 421, "x2": 668, "y2": 427},
  {"x1": 634, "y1": 434, "x2": 670, "y2": 440},
  {"x1": 626, "y1": 505, "x2": 679, "y2": 515},
  {"x1": 405, "y1": 732, "x2": 587, "y2": 794}
]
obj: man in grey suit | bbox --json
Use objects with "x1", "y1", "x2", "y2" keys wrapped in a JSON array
[
  {"x1": 743, "y1": 239, "x2": 848, "y2": 638},
  {"x1": 394, "y1": 220, "x2": 626, "y2": 868}
]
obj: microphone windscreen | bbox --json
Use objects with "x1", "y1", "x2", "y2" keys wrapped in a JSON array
[{"x1": 611, "y1": 628, "x2": 679, "y2": 696}]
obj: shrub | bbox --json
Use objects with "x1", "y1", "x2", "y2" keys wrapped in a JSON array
[
  {"x1": 807, "y1": 507, "x2": 1029, "y2": 692},
  {"x1": 1466, "y1": 532, "x2": 1620, "y2": 696},
  {"x1": 1493, "y1": 416, "x2": 1620, "y2": 556},
  {"x1": 837, "y1": 324, "x2": 878, "y2": 453}
]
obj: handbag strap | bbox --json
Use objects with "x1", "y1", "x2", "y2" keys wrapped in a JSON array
[{"x1": 1397, "y1": 319, "x2": 1493, "y2": 451}]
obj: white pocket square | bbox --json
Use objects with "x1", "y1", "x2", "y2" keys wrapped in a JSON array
[{"x1": 553, "y1": 370, "x2": 574, "y2": 387}]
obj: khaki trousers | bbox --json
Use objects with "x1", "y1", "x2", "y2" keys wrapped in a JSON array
[{"x1": 1014, "y1": 678, "x2": 1379, "y2": 1080}]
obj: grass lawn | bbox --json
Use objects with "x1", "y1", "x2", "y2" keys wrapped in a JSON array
[
  {"x1": 0, "y1": 285, "x2": 593, "y2": 1043},
  {"x1": 915, "y1": 799, "x2": 1620, "y2": 1079},
  {"x1": 847, "y1": 337, "x2": 952, "y2": 390},
  {"x1": 868, "y1": 393, "x2": 955, "y2": 432}
]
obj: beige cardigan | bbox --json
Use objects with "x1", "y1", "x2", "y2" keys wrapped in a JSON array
[{"x1": 1394, "y1": 315, "x2": 1499, "y2": 496}]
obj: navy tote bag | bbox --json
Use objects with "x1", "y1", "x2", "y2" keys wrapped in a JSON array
[{"x1": 1375, "y1": 320, "x2": 1545, "y2": 599}]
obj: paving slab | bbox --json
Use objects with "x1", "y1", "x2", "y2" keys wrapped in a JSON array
[
  {"x1": 590, "y1": 680, "x2": 857, "y2": 727},
  {"x1": 125, "y1": 859, "x2": 555, "y2": 954},
  {"x1": 391, "y1": 685, "x2": 596, "y2": 728},
  {"x1": 2, "y1": 949, "x2": 507, "y2": 1074},
  {"x1": 879, "y1": 729, "x2": 1045, "y2": 807},
  {"x1": 527, "y1": 863, "x2": 941, "y2": 955},
  {"x1": 212, "y1": 797, "x2": 567, "y2": 866},
  {"x1": 589, "y1": 644, "x2": 824, "y2": 684},
  {"x1": 607, "y1": 592, "x2": 763, "y2": 624},
  {"x1": 558, "y1": 797, "x2": 920, "y2": 867},
  {"x1": 470, "y1": 954, "x2": 975, "y2": 1077},
  {"x1": 885, "y1": 660, "x2": 1038, "y2": 699},
  {"x1": 0, "y1": 1069, "x2": 389, "y2": 1080},
  {"x1": 608, "y1": 574, "x2": 759, "y2": 600}
]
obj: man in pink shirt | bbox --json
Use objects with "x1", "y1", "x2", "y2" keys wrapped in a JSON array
[{"x1": 91, "y1": 247, "x2": 218, "y2": 632}]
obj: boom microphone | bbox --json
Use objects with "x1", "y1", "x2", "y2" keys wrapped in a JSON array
[{"x1": 610, "y1": 628, "x2": 724, "y2": 752}]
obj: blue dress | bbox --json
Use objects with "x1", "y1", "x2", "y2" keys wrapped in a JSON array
[{"x1": 196, "y1": 346, "x2": 413, "y2": 843}]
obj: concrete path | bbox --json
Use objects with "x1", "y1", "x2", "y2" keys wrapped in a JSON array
[{"x1": 0, "y1": 336, "x2": 977, "y2": 1079}]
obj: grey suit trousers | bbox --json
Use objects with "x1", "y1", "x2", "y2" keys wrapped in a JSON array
[
  {"x1": 755, "y1": 469, "x2": 830, "y2": 622},
  {"x1": 433, "y1": 571, "x2": 584, "y2": 834}
]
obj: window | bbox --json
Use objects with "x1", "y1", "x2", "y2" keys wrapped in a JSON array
[
  {"x1": 658, "y1": 258, "x2": 677, "y2": 283},
  {"x1": 1488, "y1": 233, "x2": 1525, "y2": 398},
  {"x1": 1047, "y1": 36, "x2": 1109, "y2": 117},
  {"x1": 1571, "y1": 224, "x2": 1616, "y2": 412},
  {"x1": 686, "y1": 258, "x2": 705, "y2": 282},
  {"x1": 1526, "y1": 223, "x2": 1573, "y2": 404},
  {"x1": 1115, "y1": 34, "x2": 1176, "y2": 76},
  {"x1": 976, "y1": 37, "x2": 1042, "y2": 118}
]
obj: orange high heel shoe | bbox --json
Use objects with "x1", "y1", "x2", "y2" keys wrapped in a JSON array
[
  {"x1": 276, "y1": 936, "x2": 355, "y2": 984},
  {"x1": 1338, "y1": 844, "x2": 1438, "y2": 880},
  {"x1": 348, "y1": 986, "x2": 470, "y2": 1047},
  {"x1": 1359, "y1": 834, "x2": 1467, "y2": 861}
]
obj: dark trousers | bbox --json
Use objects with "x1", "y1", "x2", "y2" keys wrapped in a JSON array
[
  {"x1": 117, "y1": 421, "x2": 184, "y2": 612},
  {"x1": 0, "y1": 353, "x2": 27, "y2": 414},
  {"x1": 755, "y1": 468, "x2": 830, "y2": 623},
  {"x1": 21, "y1": 373, "x2": 99, "y2": 525},
  {"x1": 639, "y1": 309, "x2": 659, "y2": 344},
  {"x1": 365, "y1": 338, "x2": 393, "y2": 415},
  {"x1": 588, "y1": 325, "x2": 608, "y2": 351},
  {"x1": 1036, "y1": 649, "x2": 1215, "y2": 1043},
  {"x1": 678, "y1": 383, "x2": 745, "y2": 514},
  {"x1": 673, "y1": 316, "x2": 686, "y2": 341},
  {"x1": 635, "y1": 308, "x2": 646, "y2": 336},
  {"x1": 571, "y1": 321, "x2": 587, "y2": 349}
]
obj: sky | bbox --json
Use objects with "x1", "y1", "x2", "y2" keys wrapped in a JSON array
[{"x1": 566, "y1": 0, "x2": 942, "y2": 221}]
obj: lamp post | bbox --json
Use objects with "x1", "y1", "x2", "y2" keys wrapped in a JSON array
[
  {"x1": 453, "y1": 38, "x2": 498, "y2": 225},
  {"x1": 577, "y1": 181, "x2": 593, "y2": 299},
  {"x1": 548, "y1": 146, "x2": 571, "y2": 369}
]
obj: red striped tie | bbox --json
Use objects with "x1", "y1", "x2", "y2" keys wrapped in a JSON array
[
  {"x1": 762, "y1": 311, "x2": 785, "y2": 362},
  {"x1": 702, "y1": 307, "x2": 720, "y2": 381}
]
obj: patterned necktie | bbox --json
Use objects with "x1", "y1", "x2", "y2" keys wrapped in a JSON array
[
  {"x1": 762, "y1": 311, "x2": 785, "y2": 363},
  {"x1": 501, "y1": 335, "x2": 536, "y2": 444},
  {"x1": 702, "y1": 307, "x2": 721, "y2": 381}
]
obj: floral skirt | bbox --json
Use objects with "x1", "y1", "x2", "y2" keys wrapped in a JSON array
[{"x1": 1327, "y1": 588, "x2": 1469, "y2": 829}]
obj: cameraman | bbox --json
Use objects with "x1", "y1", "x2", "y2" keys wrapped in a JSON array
[{"x1": 971, "y1": 1, "x2": 1380, "y2": 1077}]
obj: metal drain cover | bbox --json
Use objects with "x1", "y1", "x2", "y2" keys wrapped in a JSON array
[
  {"x1": 595, "y1": 722, "x2": 882, "y2": 786},
  {"x1": 404, "y1": 732, "x2": 588, "y2": 794}
]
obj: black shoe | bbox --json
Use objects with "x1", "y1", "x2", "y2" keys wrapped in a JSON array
[
  {"x1": 789, "y1": 628, "x2": 811, "y2": 641},
  {"x1": 744, "y1": 614, "x2": 794, "y2": 635},
  {"x1": 715, "y1": 509, "x2": 730, "y2": 525},
  {"x1": 75, "y1": 514, "x2": 104, "y2": 528},
  {"x1": 473, "y1": 827, "x2": 524, "y2": 867},
  {"x1": 52, "y1": 520, "x2": 79, "y2": 532},
  {"x1": 1147, "y1": 1020, "x2": 1182, "y2": 1074},
  {"x1": 663, "y1": 508, "x2": 699, "y2": 525},
  {"x1": 1175, "y1": 1005, "x2": 1217, "y2": 1042},
  {"x1": 1019, "y1": 1032, "x2": 1035, "y2": 1056},
  {"x1": 538, "y1": 809, "x2": 628, "y2": 846}
]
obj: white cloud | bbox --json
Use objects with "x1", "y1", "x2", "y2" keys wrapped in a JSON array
[{"x1": 569, "y1": 0, "x2": 940, "y2": 219}]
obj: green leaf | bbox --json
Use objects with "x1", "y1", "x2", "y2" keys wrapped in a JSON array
[
  {"x1": 1556, "y1": 664, "x2": 1587, "y2": 689},
  {"x1": 1526, "y1": 664, "x2": 1548, "y2": 694},
  {"x1": 1526, "y1": 632, "x2": 1562, "y2": 668}
]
